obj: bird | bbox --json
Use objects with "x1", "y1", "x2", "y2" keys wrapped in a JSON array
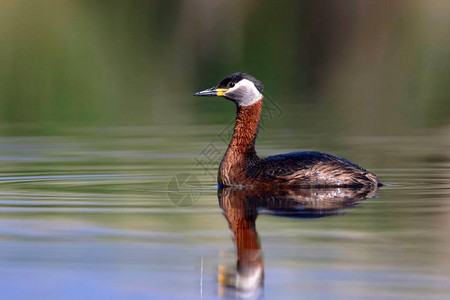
[{"x1": 194, "y1": 72, "x2": 382, "y2": 188}]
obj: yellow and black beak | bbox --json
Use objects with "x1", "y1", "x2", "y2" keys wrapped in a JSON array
[{"x1": 193, "y1": 87, "x2": 228, "y2": 97}]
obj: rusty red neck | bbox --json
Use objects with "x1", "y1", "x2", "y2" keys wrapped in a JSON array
[{"x1": 218, "y1": 97, "x2": 263, "y2": 185}]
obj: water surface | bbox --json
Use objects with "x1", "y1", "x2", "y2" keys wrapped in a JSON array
[{"x1": 0, "y1": 124, "x2": 449, "y2": 299}]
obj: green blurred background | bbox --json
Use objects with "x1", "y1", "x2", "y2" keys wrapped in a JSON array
[{"x1": 0, "y1": 0, "x2": 449, "y2": 135}]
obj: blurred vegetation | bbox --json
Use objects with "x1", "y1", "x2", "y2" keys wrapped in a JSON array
[{"x1": 0, "y1": 0, "x2": 449, "y2": 135}]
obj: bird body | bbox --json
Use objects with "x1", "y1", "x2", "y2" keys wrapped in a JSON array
[{"x1": 194, "y1": 72, "x2": 381, "y2": 188}]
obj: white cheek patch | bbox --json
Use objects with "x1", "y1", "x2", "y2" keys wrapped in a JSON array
[{"x1": 225, "y1": 79, "x2": 262, "y2": 106}]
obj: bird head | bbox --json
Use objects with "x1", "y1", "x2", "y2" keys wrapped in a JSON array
[{"x1": 194, "y1": 72, "x2": 264, "y2": 106}]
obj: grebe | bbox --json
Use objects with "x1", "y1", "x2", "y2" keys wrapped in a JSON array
[{"x1": 194, "y1": 72, "x2": 382, "y2": 187}]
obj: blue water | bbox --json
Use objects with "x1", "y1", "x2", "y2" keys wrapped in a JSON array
[{"x1": 0, "y1": 126, "x2": 449, "y2": 299}]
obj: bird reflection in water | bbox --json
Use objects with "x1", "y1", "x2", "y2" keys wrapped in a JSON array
[{"x1": 217, "y1": 186, "x2": 378, "y2": 298}]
